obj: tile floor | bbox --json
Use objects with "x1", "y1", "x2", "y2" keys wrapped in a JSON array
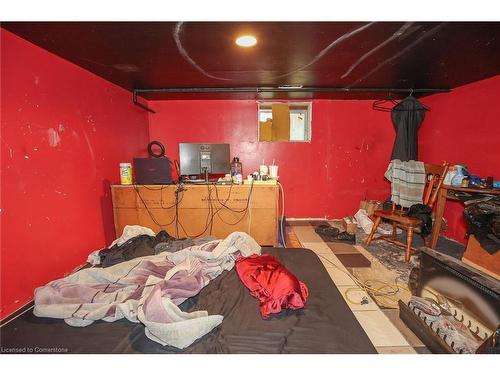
[{"x1": 287, "y1": 220, "x2": 428, "y2": 354}]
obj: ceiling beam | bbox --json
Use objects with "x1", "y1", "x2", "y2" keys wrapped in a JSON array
[{"x1": 133, "y1": 87, "x2": 452, "y2": 113}]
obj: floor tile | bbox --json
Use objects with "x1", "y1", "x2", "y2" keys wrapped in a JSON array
[
  {"x1": 414, "y1": 347, "x2": 432, "y2": 354},
  {"x1": 291, "y1": 226, "x2": 324, "y2": 243},
  {"x1": 336, "y1": 286, "x2": 379, "y2": 311},
  {"x1": 285, "y1": 227, "x2": 302, "y2": 248},
  {"x1": 327, "y1": 242, "x2": 360, "y2": 254},
  {"x1": 316, "y1": 252, "x2": 347, "y2": 269},
  {"x1": 376, "y1": 346, "x2": 417, "y2": 354},
  {"x1": 301, "y1": 241, "x2": 332, "y2": 254},
  {"x1": 353, "y1": 245, "x2": 376, "y2": 261},
  {"x1": 353, "y1": 310, "x2": 410, "y2": 347},
  {"x1": 336, "y1": 253, "x2": 372, "y2": 268},
  {"x1": 323, "y1": 266, "x2": 358, "y2": 287},
  {"x1": 382, "y1": 309, "x2": 426, "y2": 347}
]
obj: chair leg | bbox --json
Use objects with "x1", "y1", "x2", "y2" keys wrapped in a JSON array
[
  {"x1": 405, "y1": 227, "x2": 414, "y2": 262},
  {"x1": 366, "y1": 216, "x2": 382, "y2": 245},
  {"x1": 392, "y1": 222, "x2": 397, "y2": 239}
]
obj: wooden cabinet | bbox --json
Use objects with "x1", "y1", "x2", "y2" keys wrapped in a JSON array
[
  {"x1": 462, "y1": 235, "x2": 500, "y2": 280},
  {"x1": 111, "y1": 184, "x2": 279, "y2": 246}
]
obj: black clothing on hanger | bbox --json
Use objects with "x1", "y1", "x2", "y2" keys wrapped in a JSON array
[{"x1": 390, "y1": 96, "x2": 427, "y2": 161}]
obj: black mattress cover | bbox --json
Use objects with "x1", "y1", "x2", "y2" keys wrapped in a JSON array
[{"x1": 0, "y1": 248, "x2": 376, "y2": 354}]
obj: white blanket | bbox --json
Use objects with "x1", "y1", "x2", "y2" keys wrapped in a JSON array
[{"x1": 34, "y1": 232, "x2": 261, "y2": 349}]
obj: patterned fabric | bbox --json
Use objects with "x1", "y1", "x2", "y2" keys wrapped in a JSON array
[
  {"x1": 384, "y1": 159, "x2": 426, "y2": 208},
  {"x1": 34, "y1": 232, "x2": 261, "y2": 349}
]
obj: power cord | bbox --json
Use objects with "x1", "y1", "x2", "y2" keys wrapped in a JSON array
[
  {"x1": 316, "y1": 253, "x2": 410, "y2": 308},
  {"x1": 213, "y1": 180, "x2": 254, "y2": 226},
  {"x1": 134, "y1": 180, "x2": 255, "y2": 238},
  {"x1": 133, "y1": 184, "x2": 181, "y2": 227},
  {"x1": 278, "y1": 182, "x2": 286, "y2": 248}
]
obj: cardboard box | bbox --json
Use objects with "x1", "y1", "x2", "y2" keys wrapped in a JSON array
[
  {"x1": 259, "y1": 119, "x2": 272, "y2": 142},
  {"x1": 271, "y1": 103, "x2": 290, "y2": 141},
  {"x1": 360, "y1": 200, "x2": 383, "y2": 216},
  {"x1": 342, "y1": 216, "x2": 358, "y2": 234}
]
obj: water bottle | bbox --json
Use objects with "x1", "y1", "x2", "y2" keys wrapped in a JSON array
[{"x1": 230, "y1": 157, "x2": 242, "y2": 177}]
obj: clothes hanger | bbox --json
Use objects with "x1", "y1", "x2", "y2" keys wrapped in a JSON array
[
  {"x1": 372, "y1": 91, "x2": 399, "y2": 112},
  {"x1": 399, "y1": 89, "x2": 430, "y2": 111},
  {"x1": 372, "y1": 89, "x2": 430, "y2": 112}
]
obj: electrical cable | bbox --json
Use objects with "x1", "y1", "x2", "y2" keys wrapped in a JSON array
[
  {"x1": 133, "y1": 184, "x2": 180, "y2": 227},
  {"x1": 147, "y1": 140, "x2": 166, "y2": 158},
  {"x1": 214, "y1": 180, "x2": 254, "y2": 226},
  {"x1": 175, "y1": 184, "x2": 218, "y2": 239},
  {"x1": 213, "y1": 180, "x2": 253, "y2": 213},
  {"x1": 316, "y1": 253, "x2": 411, "y2": 308},
  {"x1": 247, "y1": 189, "x2": 252, "y2": 235},
  {"x1": 278, "y1": 182, "x2": 286, "y2": 248},
  {"x1": 135, "y1": 180, "x2": 254, "y2": 239}
]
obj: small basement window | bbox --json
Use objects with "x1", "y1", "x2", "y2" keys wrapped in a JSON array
[{"x1": 258, "y1": 102, "x2": 312, "y2": 142}]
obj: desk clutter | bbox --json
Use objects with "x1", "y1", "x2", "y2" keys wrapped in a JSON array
[
  {"x1": 113, "y1": 142, "x2": 285, "y2": 247},
  {"x1": 444, "y1": 163, "x2": 499, "y2": 189},
  {"x1": 121, "y1": 141, "x2": 281, "y2": 187}
]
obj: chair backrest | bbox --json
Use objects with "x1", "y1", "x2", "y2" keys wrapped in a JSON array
[{"x1": 423, "y1": 161, "x2": 449, "y2": 208}]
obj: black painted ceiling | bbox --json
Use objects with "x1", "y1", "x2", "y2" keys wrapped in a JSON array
[{"x1": 2, "y1": 21, "x2": 500, "y2": 100}]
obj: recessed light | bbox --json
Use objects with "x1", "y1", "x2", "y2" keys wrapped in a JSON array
[{"x1": 235, "y1": 35, "x2": 257, "y2": 48}]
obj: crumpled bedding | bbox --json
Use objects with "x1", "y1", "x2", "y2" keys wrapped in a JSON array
[
  {"x1": 34, "y1": 232, "x2": 261, "y2": 349},
  {"x1": 235, "y1": 254, "x2": 309, "y2": 319},
  {"x1": 86, "y1": 225, "x2": 156, "y2": 265}
]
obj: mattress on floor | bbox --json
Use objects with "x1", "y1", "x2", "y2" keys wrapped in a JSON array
[{"x1": 0, "y1": 248, "x2": 376, "y2": 354}]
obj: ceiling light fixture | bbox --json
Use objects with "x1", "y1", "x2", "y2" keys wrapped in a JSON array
[{"x1": 235, "y1": 35, "x2": 257, "y2": 47}]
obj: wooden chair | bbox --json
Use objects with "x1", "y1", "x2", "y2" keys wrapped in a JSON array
[{"x1": 365, "y1": 161, "x2": 449, "y2": 262}]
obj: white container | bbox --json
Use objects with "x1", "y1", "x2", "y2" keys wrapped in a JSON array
[
  {"x1": 120, "y1": 163, "x2": 133, "y2": 185},
  {"x1": 259, "y1": 164, "x2": 268, "y2": 176},
  {"x1": 269, "y1": 165, "x2": 279, "y2": 178}
]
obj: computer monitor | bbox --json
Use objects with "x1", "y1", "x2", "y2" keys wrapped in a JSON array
[{"x1": 179, "y1": 143, "x2": 230, "y2": 176}]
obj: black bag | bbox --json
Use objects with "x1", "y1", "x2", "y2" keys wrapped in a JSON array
[
  {"x1": 463, "y1": 196, "x2": 500, "y2": 254},
  {"x1": 407, "y1": 204, "x2": 433, "y2": 237}
]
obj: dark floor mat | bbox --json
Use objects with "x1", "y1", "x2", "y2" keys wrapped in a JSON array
[
  {"x1": 336, "y1": 253, "x2": 371, "y2": 268},
  {"x1": 327, "y1": 242, "x2": 360, "y2": 254}
]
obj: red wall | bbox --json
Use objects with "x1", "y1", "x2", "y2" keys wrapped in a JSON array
[
  {"x1": 148, "y1": 99, "x2": 396, "y2": 219},
  {"x1": 420, "y1": 75, "x2": 500, "y2": 244},
  {"x1": 0, "y1": 29, "x2": 150, "y2": 319}
]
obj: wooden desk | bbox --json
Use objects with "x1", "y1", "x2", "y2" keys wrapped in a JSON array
[
  {"x1": 430, "y1": 185, "x2": 500, "y2": 249},
  {"x1": 111, "y1": 184, "x2": 279, "y2": 246}
]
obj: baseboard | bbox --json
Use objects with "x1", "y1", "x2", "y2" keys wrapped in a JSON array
[
  {"x1": 0, "y1": 262, "x2": 90, "y2": 327},
  {"x1": 0, "y1": 300, "x2": 34, "y2": 327}
]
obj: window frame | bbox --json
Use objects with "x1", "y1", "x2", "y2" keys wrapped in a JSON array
[{"x1": 257, "y1": 101, "x2": 313, "y2": 143}]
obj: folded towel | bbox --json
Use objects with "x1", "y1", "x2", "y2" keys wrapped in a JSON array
[{"x1": 384, "y1": 159, "x2": 426, "y2": 208}]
